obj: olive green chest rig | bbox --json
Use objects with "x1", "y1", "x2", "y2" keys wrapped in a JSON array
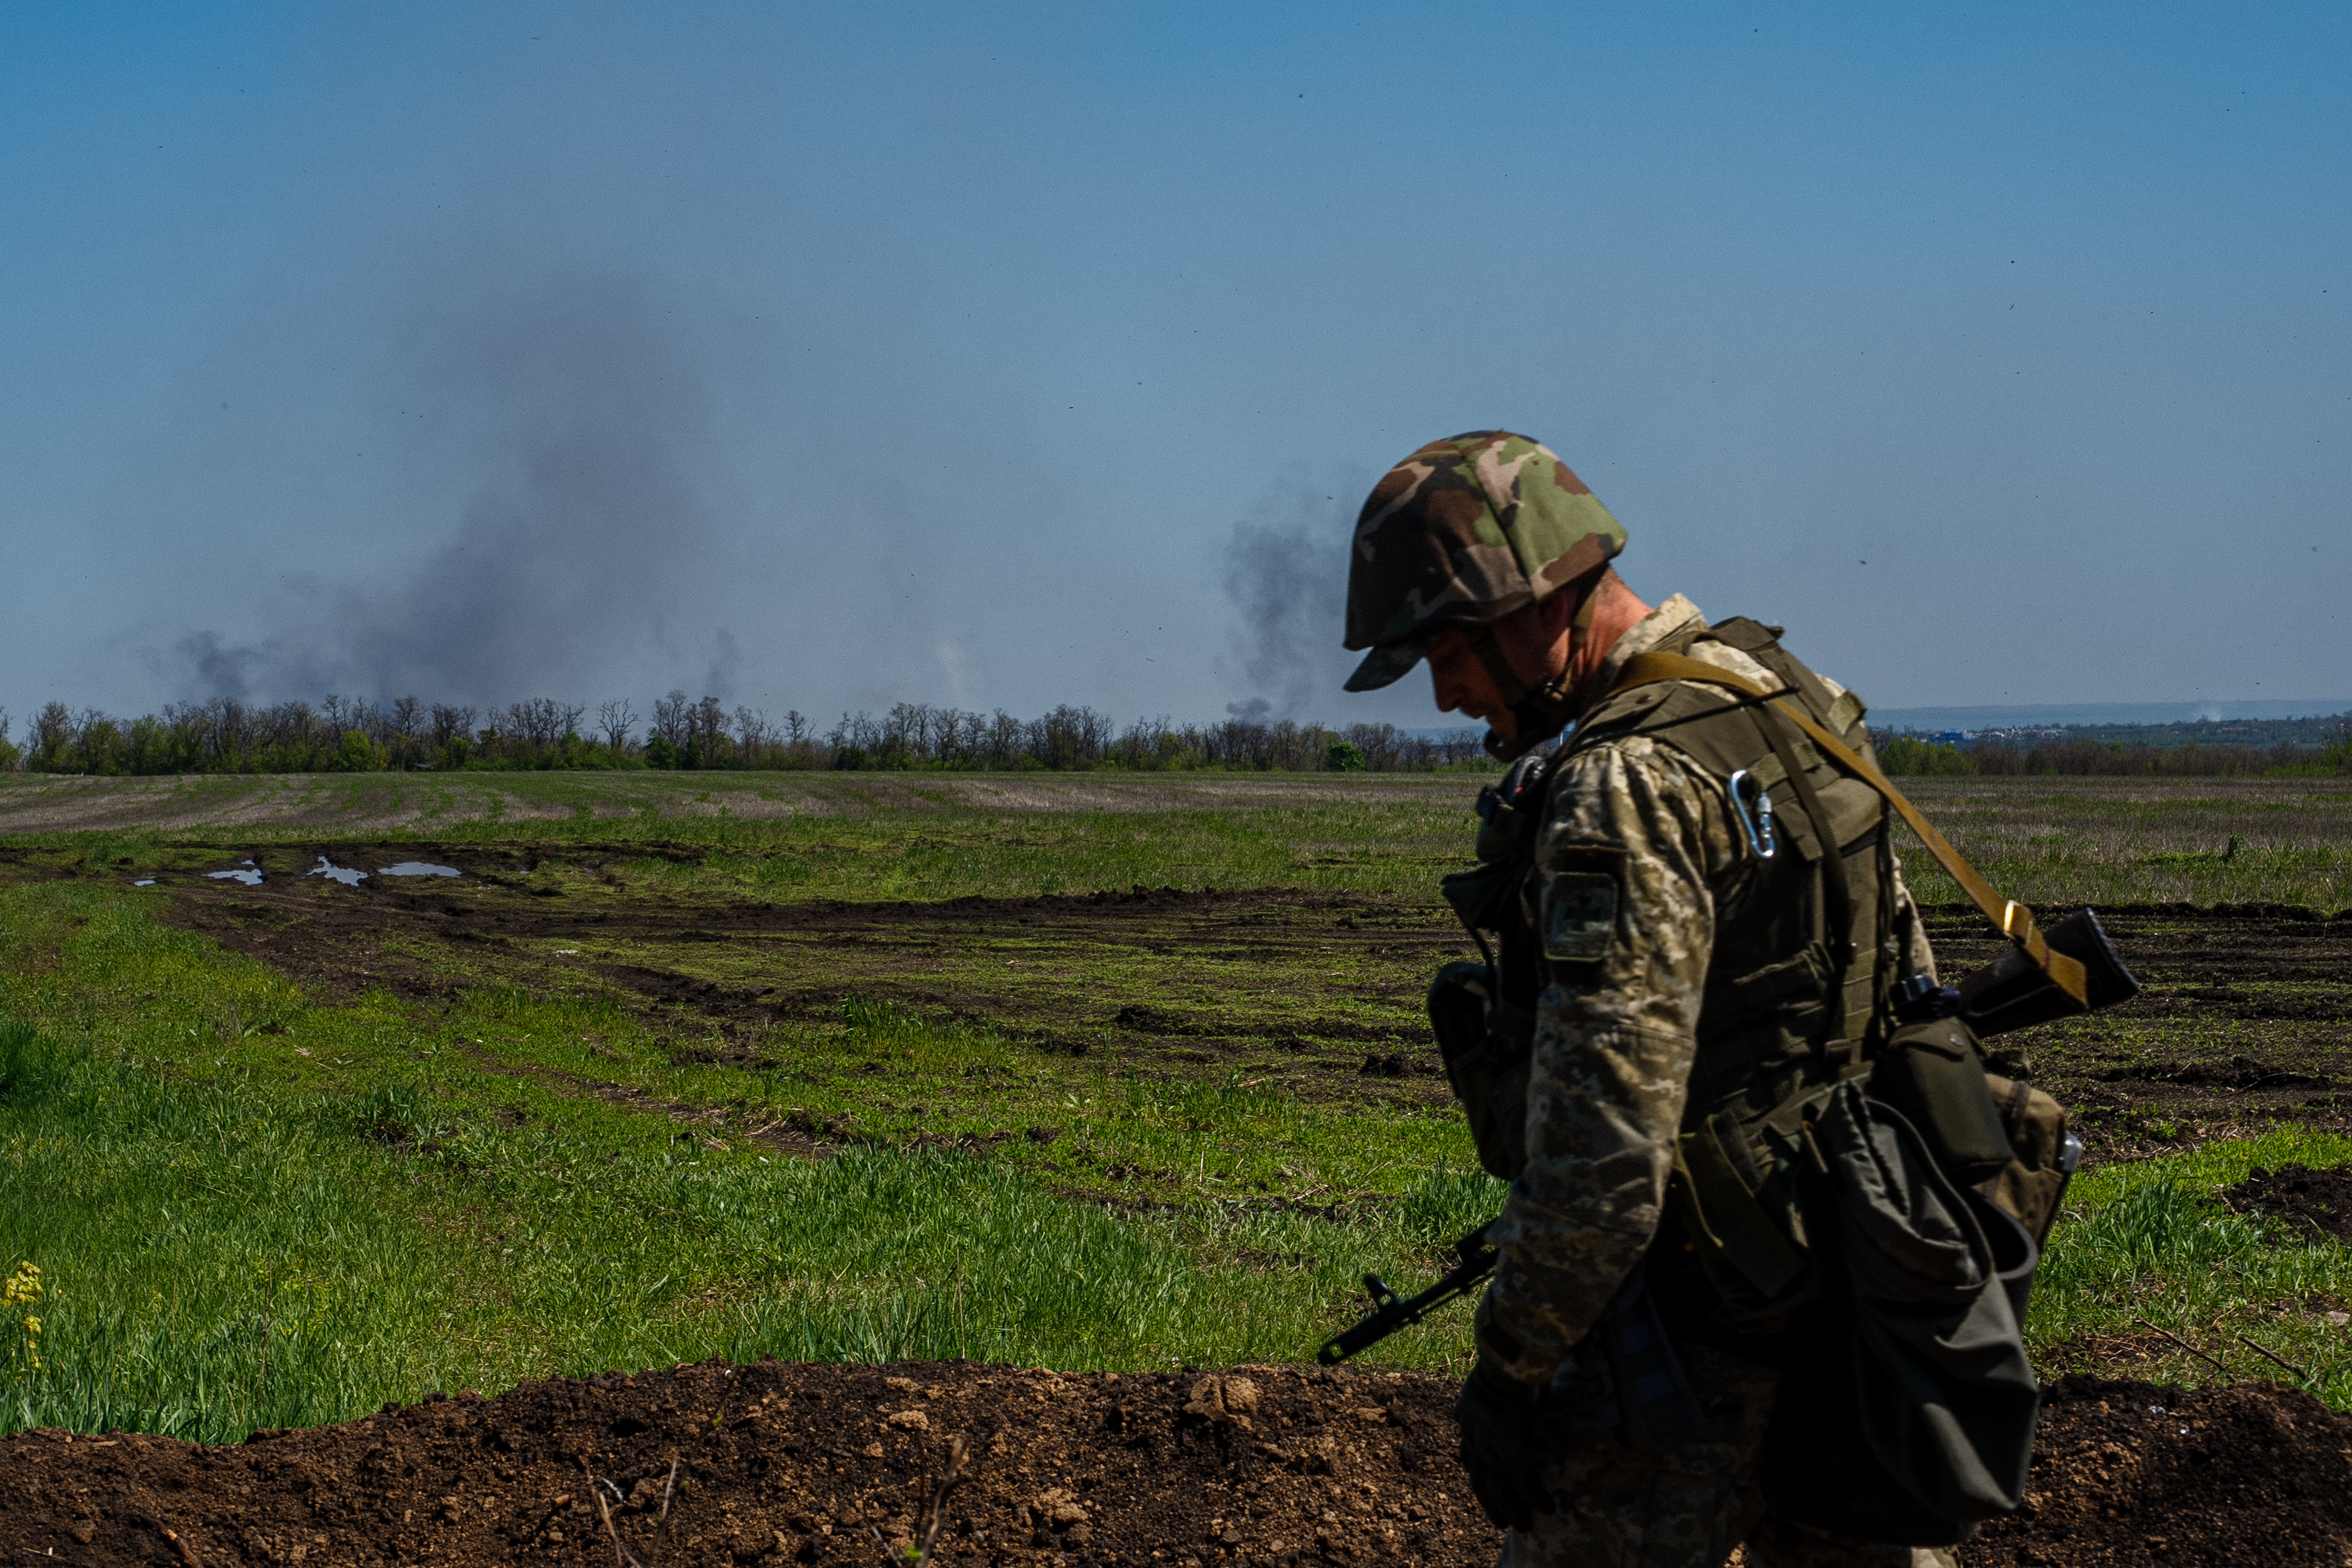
[
  {"x1": 1428, "y1": 615, "x2": 2115, "y2": 1318},
  {"x1": 1433, "y1": 616, "x2": 1895, "y2": 1170}
]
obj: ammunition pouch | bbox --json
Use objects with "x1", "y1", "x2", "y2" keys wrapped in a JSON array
[
  {"x1": 1429, "y1": 961, "x2": 1533, "y2": 1182},
  {"x1": 1980, "y1": 1072, "x2": 2078, "y2": 1249},
  {"x1": 1871, "y1": 1018, "x2": 2017, "y2": 1186},
  {"x1": 1871, "y1": 1015, "x2": 2080, "y2": 1248},
  {"x1": 1662, "y1": 1021, "x2": 2076, "y2": 1334},
  {"x1": 1666, "y1": 1105, "x2": 1820, "y2": 1325}
]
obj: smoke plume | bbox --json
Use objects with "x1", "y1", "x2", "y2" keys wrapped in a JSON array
[
  {"x1": 171, "y1": 269, "x2": 717, "y2": 708},
  {"x1": 1217, "y1": 476, "x2": 1357, "y2": 718}
]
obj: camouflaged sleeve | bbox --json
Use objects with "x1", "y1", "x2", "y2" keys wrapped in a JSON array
[{"x1": 1475, "y1": 737, "x2": 1752, "y2": 1387}]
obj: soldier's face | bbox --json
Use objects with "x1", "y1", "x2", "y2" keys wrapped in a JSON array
[
  {"x1": 1424, "y1": 599, "x2": 1573, "y2": 740},
  {"x1": 1426, "y1": 631, "x2": 1505, "y2": 727}
]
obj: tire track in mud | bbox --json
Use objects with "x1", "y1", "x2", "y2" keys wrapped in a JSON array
[{"x1": 131, "y1": 851, "x2": 1471, "y2": 1092}]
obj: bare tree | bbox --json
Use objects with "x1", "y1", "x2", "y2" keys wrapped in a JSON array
[
  {"x1": 694, "y1": 696, "x2": 728, "y2": 758},
  {"x1": 733, "y1": 705, "x2": 769, "y2": 758},
  {"x1": 429, "y1": 704, "x2": 477, "y2": 750},
  {"x1": 598, "y1": 698, "x2": 637, "y2": 753},
  {"x1": 652, "y1": 690, "x2": 692, "y2": 747},
  {"x1": 32, "y1": 703, "x2": 72, "y2": 764}
]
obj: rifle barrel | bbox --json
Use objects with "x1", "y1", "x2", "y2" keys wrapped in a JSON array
[{"x1": 1315, "y1": 1243, "x2": 1498, "y2": 1365}]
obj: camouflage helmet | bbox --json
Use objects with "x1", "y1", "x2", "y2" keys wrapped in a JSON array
[{"x1": 1343, "y1": 431, "x2": 1626, "y2": 692}]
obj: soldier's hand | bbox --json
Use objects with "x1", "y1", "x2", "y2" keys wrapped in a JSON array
[{"x1": 1452, "y1": 1358, "x2": 1559, "y2": 1532}]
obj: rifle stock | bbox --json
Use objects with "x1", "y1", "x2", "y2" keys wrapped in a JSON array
[{"x1": 1315, "y1": 1222, "x2": 1498, "y2": 1365}]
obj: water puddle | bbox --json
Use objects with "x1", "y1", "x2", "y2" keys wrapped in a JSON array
[
  {"x1": 378, "y1": 862, "x2": 462, "y2": 878},
  {"x1": 304, "y1": 856, "x2": 369, "y2": 887},
  {"x1": 207, "y1": 862, "x2": 264, "y2": 886}
]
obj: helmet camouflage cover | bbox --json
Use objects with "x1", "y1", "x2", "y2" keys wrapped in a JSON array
[{"x1": 1343, "y1": 431, "x2": 1626, "y2": 692}]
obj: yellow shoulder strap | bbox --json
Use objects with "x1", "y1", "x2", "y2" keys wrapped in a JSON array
[{"x1": 1608, "y1": 650, "x2": 2089, "y2": 1007}]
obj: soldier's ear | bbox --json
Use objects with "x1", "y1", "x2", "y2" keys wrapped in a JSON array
[
  {"x1": 1539, "y1": 575, "x2": 1589, "y2": 636},
  {"x1": 1550, "y1": 566, "x2": 1622, "y2": 638}
]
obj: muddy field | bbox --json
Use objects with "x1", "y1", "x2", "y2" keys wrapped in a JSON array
[
  {"x1": 8, "y1": 840, "x2": 2352, "y2": 1563},
  {"x1": 1919, "y1": 901, "x2": 2352, "y2": 1160},
  {"x1": 5, "y1": 1359, "x2": 2349, "y2": 1567},
  {"x1": 80, "y1": 838, "x2": 2352, "y2": 1161}
]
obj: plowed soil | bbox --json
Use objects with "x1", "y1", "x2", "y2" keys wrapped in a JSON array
[
  {"x1": 76, "y1": 854, "x2": 2347, "y2": 1178},
  {"x1": 126, "y1": 843, "x2": 1466, "y2": 1072},
  {"x1": 7, "y1": 1362, "x2": 2350, "y2": 1567},
  {"x1": 89, "y1": 853, "x2": 2352, "y2": 1155}
]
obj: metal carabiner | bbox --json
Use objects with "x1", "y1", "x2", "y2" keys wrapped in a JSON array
[{"x1": 1726, "y1": 768, "x2": 1776, "y2": 860}]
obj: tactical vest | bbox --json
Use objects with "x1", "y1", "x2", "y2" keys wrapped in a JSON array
[
  {"x1": 1431, "y1": 620, "x2": 2101, "y2": 1542},
  {"x1": 1432, "y1": 614, "x2": 2079, "y2": 1326},
  {"x1": 1437, "y1": 615, "x2": 1890, "y2": 1173}
]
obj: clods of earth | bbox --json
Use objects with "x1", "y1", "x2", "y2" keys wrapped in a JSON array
[
  {"x1": 3, "y1": 1361, "x2": 1485, "y2": 1567},
  {"x1": 7, "y1": 1363, "x2": 2352, "y2": 1567},
  {"x1": 1967, "y1": 1374, "x2": 2352, "y2": 1566},
  {"x1": 2220, "y1": 1163, "x2": 2352, "y2": 1245}
]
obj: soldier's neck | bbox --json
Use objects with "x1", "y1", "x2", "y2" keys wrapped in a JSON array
[{"x1": 1558, "y1": 574, "x2": 1655, "y2": 704}]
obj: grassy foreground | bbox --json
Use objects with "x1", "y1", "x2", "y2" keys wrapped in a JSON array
[
  {"x1": 0, "y1": 874, "x2": 1498, "y2": 1441},
  {"x1": 1, "y1": 771, "x2": 2349, "y2": 1441}
]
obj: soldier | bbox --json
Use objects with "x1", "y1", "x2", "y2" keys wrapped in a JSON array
[{"x1": 1342, "y1": 432, "x2": 1954, "y2": 1568}]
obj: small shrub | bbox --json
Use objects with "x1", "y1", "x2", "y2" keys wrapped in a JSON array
[{"x1": 330, "y1": 730, "x2": 383, "y2": 773}]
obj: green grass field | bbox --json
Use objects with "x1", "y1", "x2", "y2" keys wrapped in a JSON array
[{"x1": 2, "y1": 770, "x2": 2349, "y2": 1440}]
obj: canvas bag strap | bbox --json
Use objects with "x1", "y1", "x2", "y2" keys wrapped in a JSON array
[{"x1": 1606, "y1": 651, "x2": 2089, "y2": 1008}]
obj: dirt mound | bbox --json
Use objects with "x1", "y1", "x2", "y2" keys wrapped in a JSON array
[
  {"x1": 0, "y1": 1360, "x2": 1498, "y2": 1566},
  {"x1": 1967, "y1": 1375, "x2": 2352, "y2": 1566},
  {"x1": 8, "y1": 1362, "x2": 2352, "y2": 1565},
  {"x1": 2221, "y1": 1163, "x2": 2352, "y2": 1244}
]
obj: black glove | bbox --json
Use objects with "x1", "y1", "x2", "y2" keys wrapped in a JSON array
[{"x1": 1453, "y1": 1358, "x2": 1560, "y2": 1533}]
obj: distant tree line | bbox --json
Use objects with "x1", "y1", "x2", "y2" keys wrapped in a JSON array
[
  {"x1": 1876, "y1": 728, "x2": 2352, "y2": 778},
  {"x1": 0, "y1": 696, "x2": 1492, "y2": 776}
]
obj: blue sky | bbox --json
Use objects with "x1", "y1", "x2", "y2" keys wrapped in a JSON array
[{"x1": 2, "y1": 1, "x2": 2346, "y2": 731}]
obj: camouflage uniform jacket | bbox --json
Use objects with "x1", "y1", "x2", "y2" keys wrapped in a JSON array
[{"x1": 1474, "y1": 595, "x2": 1937, "y2": 1387}]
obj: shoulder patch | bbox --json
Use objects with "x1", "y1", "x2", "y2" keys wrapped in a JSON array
[{"x1": 1542, "y1": 846, "x2": 1626, "y2": 964}]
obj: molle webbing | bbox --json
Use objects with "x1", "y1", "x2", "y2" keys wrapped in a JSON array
[
  {"x1": 1606, "y1": 651, "x2": 2090, "y2": 1009},
  {"x1": 1747, "y1": 703, "x2": 1854, "y2": 973}
]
